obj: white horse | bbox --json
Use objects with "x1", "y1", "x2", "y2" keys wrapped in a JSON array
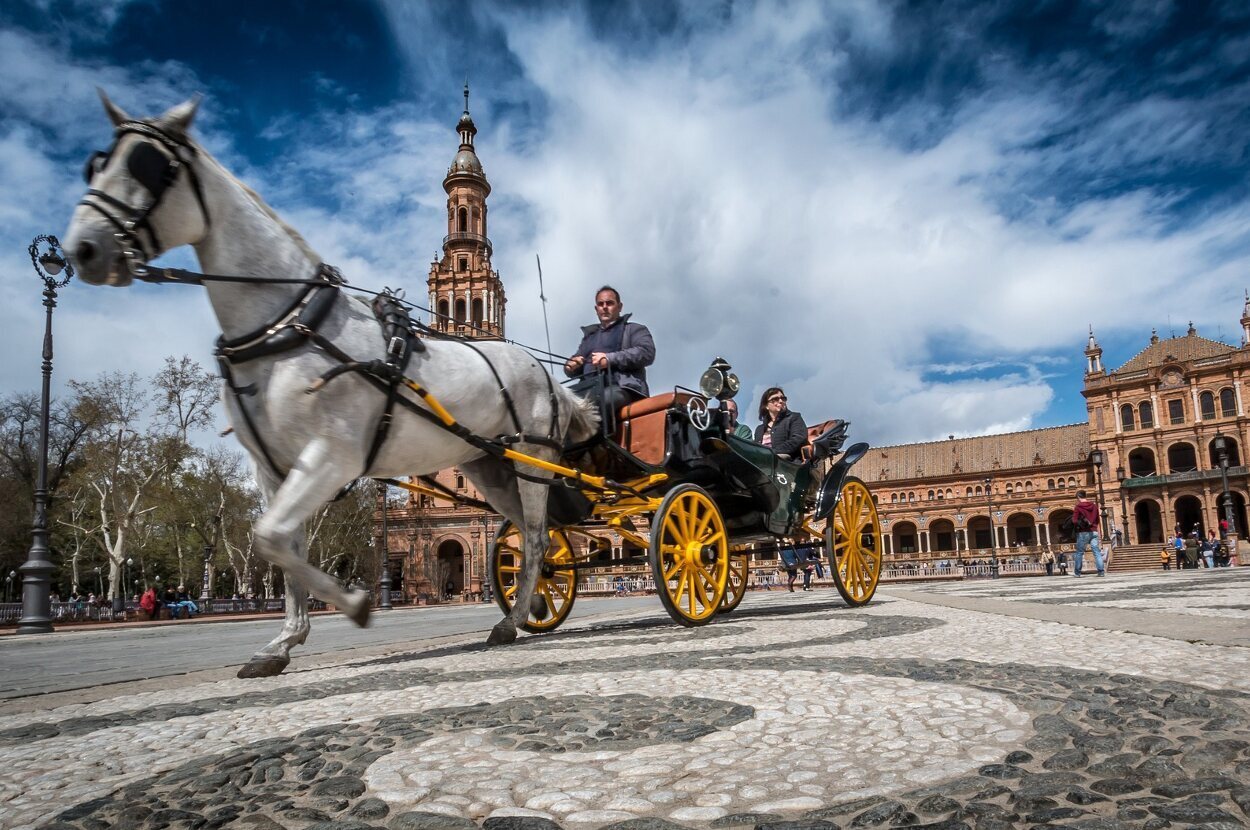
[{"x1": 63, "y1": 93, "x2": 598, "y2": 677}]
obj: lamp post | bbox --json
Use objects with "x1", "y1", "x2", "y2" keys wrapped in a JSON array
[
  {"x1": 1089, "y1": 449, "x2": 1109, "y2": 542},
  {"x1": 1214, "y1": 433, "x2": 1236, "y2": 542},
  {"x1": 18, "y1": 236, "x2": 73, "y2": 634},
  {"x1": 1116, "y1": 464, "x2": 1131, "y2": 545},
  {"x1": 378, "y1": 482, "x2": 392, "y2": 610},
  {"x1": 93, "y1": 566, "x2": 101, "y2": 596},
  {"x1": 5, "y1": 571, "x2": 15, "y2": 603},
  {"x1": 190, "y1": 518, "x2": 219, "y2": 603},
  {"x1": 985, "y1": 477, "x2": 998, "y2": 578}
]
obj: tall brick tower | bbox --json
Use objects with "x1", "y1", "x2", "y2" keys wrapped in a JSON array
[{"x1": 427, "y1": 84, "x2": 506, "y2": 337}]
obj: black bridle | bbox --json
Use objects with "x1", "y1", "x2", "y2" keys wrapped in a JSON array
[{"x1": 79, "y1": 120, "x2": 212, "y2": 278}]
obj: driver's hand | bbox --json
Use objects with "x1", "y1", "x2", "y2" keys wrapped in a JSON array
[
  {"x1": 590, "y1": 352, "x2": 610, "y2": 370},
  {"x1": 565, "y1": 355, "x2": 585, "y2": 373}
]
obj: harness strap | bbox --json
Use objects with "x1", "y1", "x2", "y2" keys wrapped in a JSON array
[
  {"x1": 460, "y1": 341, "x2": 523, "y2": 436},
  {"x1": 216, "y1": 355, "x2": 287, "y2": 481}
]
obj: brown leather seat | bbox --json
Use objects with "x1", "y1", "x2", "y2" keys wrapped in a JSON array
[
  {"x1": 800, "y1": 419, "x2": 840, "y2": 462},
  {"x1": 615, "y1": 392, "x2": 694, "y2": 466}
]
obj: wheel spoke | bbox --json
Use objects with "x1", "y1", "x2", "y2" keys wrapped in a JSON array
[
  {"x1": 664, "y1": 557, "x2": 683, "y2": 581},
  {"x1": 692, "y1": 571, "x2": 710, "y2": 612}
]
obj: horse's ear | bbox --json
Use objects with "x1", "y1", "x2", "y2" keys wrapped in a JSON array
[
  {"x1": 97, "y1": 88, "x2": 131, "y2": 127},
  {"x1": 155, "y1": 95, "x2": 202, "y2": 136}
]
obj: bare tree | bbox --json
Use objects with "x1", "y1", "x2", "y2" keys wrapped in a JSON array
[{"x1": 152, "y1": 356, "x2": 219, "y2": 442}]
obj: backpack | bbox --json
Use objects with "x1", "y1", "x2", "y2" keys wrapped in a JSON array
[{"x1": 1074, "y1": 515, "x2": 1092, "y2": 532}]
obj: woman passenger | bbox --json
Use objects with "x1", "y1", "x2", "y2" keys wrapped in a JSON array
[{"x1": 754, "y1": 387, "x2": 808, "y2": 460}]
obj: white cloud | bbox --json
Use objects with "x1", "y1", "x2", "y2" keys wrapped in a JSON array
[{"x1": 2, "y1": 1, "x2": 1247, "y2": 454}]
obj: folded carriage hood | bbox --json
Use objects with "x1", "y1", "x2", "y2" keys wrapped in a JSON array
[{"x1": 812, "y1": 441, "x2": 869, "y2": 522}]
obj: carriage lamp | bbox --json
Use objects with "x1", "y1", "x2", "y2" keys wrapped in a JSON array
[{"x1": 699, "y1": 357, "x2": 740, "y2": 401}]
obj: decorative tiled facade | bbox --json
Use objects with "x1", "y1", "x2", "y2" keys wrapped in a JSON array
[{"x1": 866, "y1": 310, "x2": 1250, "y2": 562}]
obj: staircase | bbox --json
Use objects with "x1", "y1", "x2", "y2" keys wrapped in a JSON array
[{"x1": 1106, "y1": 543, "x2": 1167, "y2": 573}]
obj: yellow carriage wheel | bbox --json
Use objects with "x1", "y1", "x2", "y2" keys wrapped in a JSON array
[
  {"x1": 648, "y1": 484, "x2": 729, "y2": 626},
  {"x1": 489, "y1": 520, "x2": 577, "y2": 633},
  {"x1": 826, "y1": 476, "x2": 882, "y2": 606},
  {"x1": 720, "y1": 555, "x2": 750, "y2": 613}
]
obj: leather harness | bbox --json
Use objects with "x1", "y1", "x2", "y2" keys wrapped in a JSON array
[{"x1": 79, "y1": 120, "x2": 566, "y2": 487}]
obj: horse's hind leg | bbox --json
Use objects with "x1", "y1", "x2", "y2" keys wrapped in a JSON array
[{"x1": 496, "y1": 475, "x2": 553, "y2": 645}]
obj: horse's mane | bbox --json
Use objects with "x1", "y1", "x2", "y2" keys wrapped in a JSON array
[{"x1": 193, "y1": 138, "x2": 322, "y2": 265}]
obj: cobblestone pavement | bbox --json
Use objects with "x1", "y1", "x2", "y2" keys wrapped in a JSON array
[
  {"x1": 2, "y1": 572, "x2": 1249, "y2": 830},
  {"x1": 904, "y1": 567, "x2": 1250, "y2": 619}
]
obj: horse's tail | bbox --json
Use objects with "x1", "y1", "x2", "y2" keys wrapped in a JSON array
[{"x1": 558, "y1": 385, "x2": 601, "y2": 443}]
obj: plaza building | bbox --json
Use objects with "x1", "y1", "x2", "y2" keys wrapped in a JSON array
[
  {"x1": 862, "y1": 305, "x2": 1250, "y2": 567},
  {"x1": 374, "y1": 88, "x2": 507, "y2": 603}
]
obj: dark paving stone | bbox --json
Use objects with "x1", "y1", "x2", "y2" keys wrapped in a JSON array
[
  {"x1": 711, "y1": 814, "x2": 781, "y2": 827},
  {"x1": 392, "y1": 812, "x2": 480, "y2": 830},
  {"x1": 482, "y1": 818, "x2": 564, "y2": 830},
  {"x1": 1043, "y1": 748, "x2": 1089, "y2": 770},
  {"x1": 601, "y1": 820, "x2": 693, "y2": 830},
  {"x1": 350, "y1": 798, "x2": 391, "y2": 819},
  {"x1": 1090, "y1": 778, "x2": 1145, "y2": 796},
  {"x1": 915, "y1": 795, "x2": 959, "y2": 815},
  {"x1": 755, "y1": 821, "x2": 838, "y2": 830}
]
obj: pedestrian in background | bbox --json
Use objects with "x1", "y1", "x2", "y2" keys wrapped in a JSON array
[
  {"x1": 1160, "y1": 547, "x2": 1171, "y2": 571},
  {"x1": 1072, "y1": 490, "x2": 1105, "y2": 577},
  {"x1": 1042, "y1": 549, "x2": 1055, "y2": 576}
]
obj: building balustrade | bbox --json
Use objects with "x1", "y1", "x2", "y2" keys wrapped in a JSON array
[
  {"x1": 1122, "y1": 465, "x2": 1248, "y2": 488},
  {"x1": 442, "y1": 231, "x2": 492, "y2": 254}
]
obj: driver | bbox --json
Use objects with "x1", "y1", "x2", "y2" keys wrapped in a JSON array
[
  {"x1": 564, "y1": 285, "x2": 656, "y2": 413},
  {"x1": 754, "y1": 386, "x2": 808, "y2": 460}
]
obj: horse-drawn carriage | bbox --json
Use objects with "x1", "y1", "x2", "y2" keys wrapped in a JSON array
[
  {"x1": 64, "y1": 94, "x2": 880, "y2": 676},
  {"x1": 392, "y1": 358, "x2": 884, "y2": 632}
]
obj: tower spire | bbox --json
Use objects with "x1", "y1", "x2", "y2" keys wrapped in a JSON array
[
  {"x1": 1241, "y1": 289, "x2": 1250, "y2": 346},
  {"x1": 1084, "y1": 325, "x2": 1104, "y2": 375}
]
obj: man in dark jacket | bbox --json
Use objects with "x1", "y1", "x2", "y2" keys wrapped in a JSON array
[
  {"x1": 564, "y1": 286, "x2": 656, "y2": 414},
  {"x1": 1072, "y1": 490, "x2": 1105, "y2": 577}
]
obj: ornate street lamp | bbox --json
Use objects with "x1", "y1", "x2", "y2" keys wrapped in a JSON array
[
  {"x1": 1116, "y1": 464, "x2": 1131, "y2": 545},
  {"x1": 5, "y1": 571, "x2": 15, "y2": 604},
  {"x1": 190, "y1": 518, "x2": 219, "y2": 604},
  {"x1": 984, "y1": 477, "x2": 999, "y2": 578},
  {"x1": 1089, "y1": 449, "x2": 1109, "y2": 542},
  {"x1": 1213, "y1": 434, "x2": 1236, "y2": 541},
  {"x1": 379, "y1": 481, "x2": 393, "y2": 610},
  {"x1": 18, "y1": 236, "x2": 73, "y2": 633}
]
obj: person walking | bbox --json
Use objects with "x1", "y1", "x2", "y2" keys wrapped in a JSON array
[
  {"x1": 1072, "y1": 490, "x2": 1105, "y2": 577},
  {"x1": 1183, "y1": 533, "x2": 1200, "y2": 569},
  {"x1": 1042, "y1": 548, "x2": 1055, "y2": 576},
  {"x1": 1201, "y1": 531, "x2": 1218, "y2": 569},
  {"x1": 1160, "y1": 546, "x2": 1171, "y2": 571},
  {"x1": 139, "y1": 586, "x2": 160, "y2": 621}
]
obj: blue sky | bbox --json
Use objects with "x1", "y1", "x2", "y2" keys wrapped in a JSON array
[{"x1": 1, "y1": 0, "x2": 1248, "y2": 446}]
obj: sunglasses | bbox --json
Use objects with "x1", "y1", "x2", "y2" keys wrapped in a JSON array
[{"x1": 768, "y1": 395, "x2": 787, "y2": 403}]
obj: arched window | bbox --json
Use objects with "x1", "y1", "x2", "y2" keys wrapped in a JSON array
[
  {"x1": 966, "y1": 487, "x2": 973, "y2": 497},
  {"x1": 974, "y1": 485, "x2": 982, "y2": 496},
  {"x1": 471, "y1": 297, "x2": 483, "y2": 323},
  {"x1": 1005, "y1": 483, "x2": 1013, "y2": 495},
  {"x1": 1047, "y1": 478, "x2": 1055, "y2": 489},
  {"x1": 936, "y1": 490, "x2": 944, "y2": 500},
  {"x1": 946, "y1": 488, "x2": 953, "y2": 499},
  {"x1": 1025, "y1": 481, "x2": 1034, "y2": 493},
  {"x1": 1067, "y1": 476, "x2": 1077, "y2": 487},
  {"x1": 908, "y1": 492, "x2": 916, "y2": 502},
  {"x1": 1220, "y1": 388, "x2": 1236, "y2": 417},
  {"x1": 871, "y1": 494, "x2": 879, "y2": 505},
  {"x1": 1057, "y1": 479, "x2": 1066, "y2": 489},
  {"x1": 437, "y1": 298, "x2": 449, "y2": 321},
  {"x1": 1015, "y1": 481, "x2": 1023, "y2": 491},
  {"x1": 457, "y1": 206, "x2": 468, "y2": 233},
  {"x1": 1166, "y1": 442, "x2": 1198, "y2": 473},
  {"x1": 1139, "y1": 401, "x2": 1153, "y2": 428},
  {"x1": 1199, "y1": 391, "x2": 1216, "y2": 420},
  {"x1": 1120, "y1": 404, "x2": 1135, "y2": 430},
  {"x1": 454, "y1": 299, "x2": 467, "y2": 321},
  {"x1": 1128, "y1": 447, "x2": 1157, "y2": 477},
  {"x1": 927, "y1": 490, "x2": 935, "y2": 500},
  {"x1": 455, "y1": 475, "x2": 465, "y2": 490},
  {"x1": 891, "y1": 493, "x2": 898, "y2": 503}
]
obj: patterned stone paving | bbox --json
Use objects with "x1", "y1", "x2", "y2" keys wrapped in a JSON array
[{"x1": 1, "y1": 570, "x2": 1248, "y2": 829}]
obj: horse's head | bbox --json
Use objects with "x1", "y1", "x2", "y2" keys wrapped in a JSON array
[{"x1": 64, "y1": 90, "x2": 210, "y2": 286}]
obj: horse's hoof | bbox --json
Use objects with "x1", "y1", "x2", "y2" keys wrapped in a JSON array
[
  {"x1": 529, "y1": 594, "x2": 550, "y2": 621},
  {"x1": 237, "y1": 656, "x2": 289, "y2": 678},
  {"x1": 345, "y1": 590, "x2": 372, "y2": 628},
  {"x1": 486, "y1": 619, "x2": 517, "y2": 646}
]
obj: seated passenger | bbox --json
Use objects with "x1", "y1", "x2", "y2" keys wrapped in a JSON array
[
  {"x1": 722, "y1": 398, "x2": 752, "y2": 440},
  {"x1": 753, "y1": 386, "x2": 807, "y2": 460},
  {"x1": 563, "y1": 285, "x2": 656, "y2": 415}
]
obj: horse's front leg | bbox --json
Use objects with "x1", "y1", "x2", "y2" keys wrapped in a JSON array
[
  {"x1": 240, "y1": 440, "x2": 370, "y2": 678},
  {"x1": 238, "y1": 548, "x2": 310, "y2": 678}
]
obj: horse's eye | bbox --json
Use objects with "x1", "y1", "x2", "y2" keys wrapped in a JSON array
[{"x1": 82, "y1": 151, "x2": 107, "y2": 184}]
